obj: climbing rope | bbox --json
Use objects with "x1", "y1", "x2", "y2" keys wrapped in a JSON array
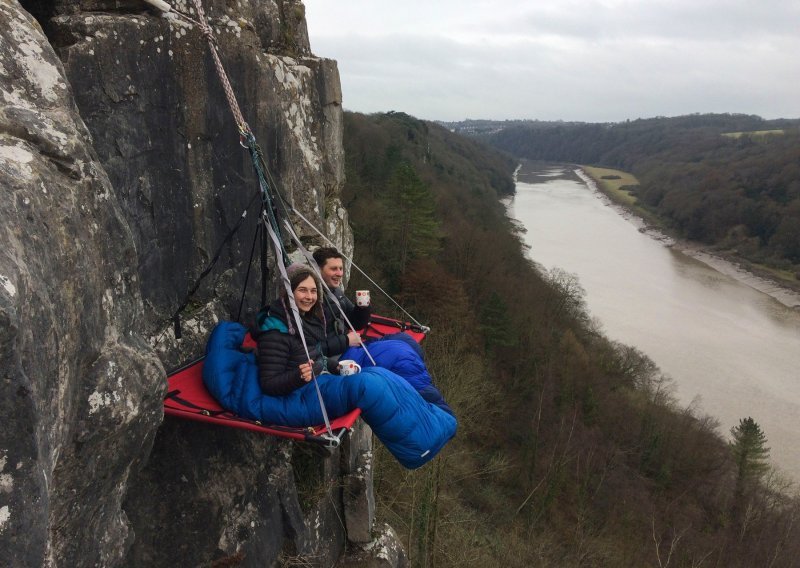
[
  {"x1": 146, "y1": 0, "x2": 427, "y2": 440},
  {"x1": 144, "y1": 0, "x2": 250, "y2": 136},
  {"x1": 191, "y1": 0, "x2": 250, "y2": 135}
]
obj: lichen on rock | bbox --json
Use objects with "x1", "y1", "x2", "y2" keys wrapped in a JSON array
[{"x1": 1, "y1": 0, "x2": 381, "y2": 566}]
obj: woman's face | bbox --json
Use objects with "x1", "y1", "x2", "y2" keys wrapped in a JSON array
[{"x1": 293, "y1": 275, "x2": 318, "y2": 314}]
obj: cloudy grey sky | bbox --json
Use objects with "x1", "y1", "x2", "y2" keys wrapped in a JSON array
[{"x1": 304, "y1": 0, "x2": 800, "y2": 123}]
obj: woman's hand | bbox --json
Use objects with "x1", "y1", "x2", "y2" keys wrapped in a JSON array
[
  {"x1": 346, "y1": 331, "x2": 361, "y2": 347},
  {"x1": 299, "y1": 361, "x2": 314, "y2": 382}
]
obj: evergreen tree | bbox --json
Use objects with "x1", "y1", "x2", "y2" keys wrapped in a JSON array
[
  {"x1": 730, "y1": 417, "x2": 771, "y2": 486},
  {"x1": 385, "y1": 162, "x2": 440, "y2": 277}
]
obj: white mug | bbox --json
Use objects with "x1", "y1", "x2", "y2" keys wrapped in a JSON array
[
  {"x1": 338, "y1": 359, "x2": 361, "y2": 376},
  {"x1": 355, "y1": 290, "x2": 370, "y2": 307}
]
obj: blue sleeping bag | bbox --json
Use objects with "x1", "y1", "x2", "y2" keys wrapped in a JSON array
[
  {"x1": 203, "y1": 321, "x2": 457, "y2": 469},
  {"x1": 342, "y1": 334, "x2": 454, "y2": 416}
]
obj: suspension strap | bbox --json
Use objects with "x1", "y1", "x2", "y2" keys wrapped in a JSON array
[
  {"x1": 237, "y1": 218, "x2": 261, "y2": 321},
  {"x1": 264, "y1": 219, "x2": 333, "y2": 437},
  {"x1": 260, "y1": 211, "x2": 268, "y2": 308},
  {"x1": 288, "y1": 206, "x2": 430, "y2": 333},
  {"x1": 279, "y1": 219, "x2": 377, "y2": 365},
  {"x1": 248, "y1": 138, "x2": 283, "y2": 232},
  {"x1": 171, "y1": 190, "x2": 261, "y2": 338}
]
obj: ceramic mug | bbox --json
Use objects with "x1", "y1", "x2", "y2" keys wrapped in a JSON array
[
  {"x1": 355, "y1": 290, "x2": 370, "y2": 307},
  {"x1": 338, "y1": 359, "x2": 361, "y2": 376}
]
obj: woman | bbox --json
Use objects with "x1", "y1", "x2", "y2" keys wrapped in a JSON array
[{"x1": 256, "y1": 266, "x2": 357, "y2": 395}]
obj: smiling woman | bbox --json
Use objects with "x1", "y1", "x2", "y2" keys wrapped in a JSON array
[
  {"x1": 255, "y1": 266, "x2": 330, "y2": 395},
  {"x1": 292, "y1": 276, "x2": 319, "y2": 315}
]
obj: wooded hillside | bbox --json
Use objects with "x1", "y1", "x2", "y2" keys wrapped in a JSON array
[
  {"x1": 478, "y1": 114, "x2": 800, "y2": 282},
  {"x1": 343, "y1": 111, "x2": 800, "y2": 567}
]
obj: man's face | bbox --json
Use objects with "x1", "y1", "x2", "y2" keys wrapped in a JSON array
[{"x1": 320, "y1": 257, "x2": 344, "y2": 288}]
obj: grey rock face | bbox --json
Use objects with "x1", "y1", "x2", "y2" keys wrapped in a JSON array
[
  {"x1": 123, "y1": 424, "x2": 364, "y2": 567},
  {"x1": 46, "y1": 0, "x2": 346, "y2": 348},
  {"x1": 339, "y1": 523, "x2": 409, "y2": 568},
  {"x1": 343, "y1": 421, "x2": 376, "y2": 543},
  {"x1": 1, "y1": 0, "x2": 378, "y2": 566},
  {"x1": 0, "y1": 2, "x2": 163, "y2": 566}
]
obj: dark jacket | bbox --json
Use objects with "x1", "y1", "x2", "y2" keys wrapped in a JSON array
[
  {"x1": 256, "y1": 298, "x2": 327, "y2": 396},
  {"x1": 321, "y1": 286, "x2": 371, "y2": 350}
]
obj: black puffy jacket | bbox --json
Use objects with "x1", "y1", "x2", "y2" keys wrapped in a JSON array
[
  {"x1": 321, "y1": 286, "x2": 371, "y2": 346},
  {"x1": 256, "y1": 298, "x2": 327, "y2": 396}
]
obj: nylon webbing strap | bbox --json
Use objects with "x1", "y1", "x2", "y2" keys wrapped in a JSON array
[
  {"x1": 280, "y1": 219, "x2": 377, "y2": 366},
  {"x1": 171, "y1": 190, "x2": 260, "y2": 338},
  {"x1": 165, "y1": 390, "x2": 227, "y2": 416},
  {"x1": 264, "y1": 220, "x2": 333, "y2": 436},
  {"x1": 287, "y1": 206, "x2": 430, "y2": 332},
  {"x1": 260, "y1": 213, "x2": 268, "y2": 307},
  {"x1": 244, "y1": 133, "x2": 287, "y2": 261},
  {"x1": 237, "y1": 219, "x2": 261, "y2": 321}
]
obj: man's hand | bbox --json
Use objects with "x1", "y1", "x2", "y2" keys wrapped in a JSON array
[{"x1": 347, "y1": 331, "x2": 361, "y2": 347}]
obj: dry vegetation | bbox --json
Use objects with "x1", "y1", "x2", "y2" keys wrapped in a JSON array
[{"x1": 342, "y1": 111, "x2": 800, "y2": 567}]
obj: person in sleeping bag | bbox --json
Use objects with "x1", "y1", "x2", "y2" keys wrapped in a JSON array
[
  {"x1": 241, "y1": 264, "x2": 457, "y2": 469},
  {"x1": 255, "y1": 265, "x2": 360, "y2": 395},
  {"x1": 205, "y1": 316, "x2": 458, "y2": 469}
]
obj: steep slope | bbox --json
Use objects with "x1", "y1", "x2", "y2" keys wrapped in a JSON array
[{"x1": 342, "y1": 111, "x2": 800, "y2": 567}]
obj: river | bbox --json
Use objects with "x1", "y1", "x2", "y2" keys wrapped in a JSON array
[{"x1": 507, "y1": 164, "x2": 800, "y2": 480}]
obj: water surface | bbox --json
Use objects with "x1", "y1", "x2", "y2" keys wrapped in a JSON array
[{"x1": 508, "y1": 165, "x2": 800, "y2": 479}]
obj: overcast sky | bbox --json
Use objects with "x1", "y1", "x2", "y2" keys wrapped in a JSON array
[{"x1": 303, "y1": 0, "x2": 800, "y2": 123}]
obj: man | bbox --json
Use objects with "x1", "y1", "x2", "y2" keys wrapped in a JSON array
[
  {"x1": 312, "y1": 247, "x2": 371, "y2": 361},
  {"x1": 312, "y1": 248, "x2": 453, "y2": 414}
]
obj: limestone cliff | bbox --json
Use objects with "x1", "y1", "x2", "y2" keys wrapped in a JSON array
[{"x1": 0, "y1": 1, "x2": 400, "y2": 566}]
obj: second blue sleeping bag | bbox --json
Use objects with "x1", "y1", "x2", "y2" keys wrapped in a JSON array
[{"x1": 342, "y1": 333, "x2": 453, "y2": 415}]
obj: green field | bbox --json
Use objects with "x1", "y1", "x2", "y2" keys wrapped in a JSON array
[
  {"x1": 581, "y1": 165, "x2": 639, "y2": 205},
  {"x1": 722, "y1": 129, "x2": 785, "y2": 139},
  {"x1": 581, "y1": 165, "x2": 666, "y2": 228}
]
